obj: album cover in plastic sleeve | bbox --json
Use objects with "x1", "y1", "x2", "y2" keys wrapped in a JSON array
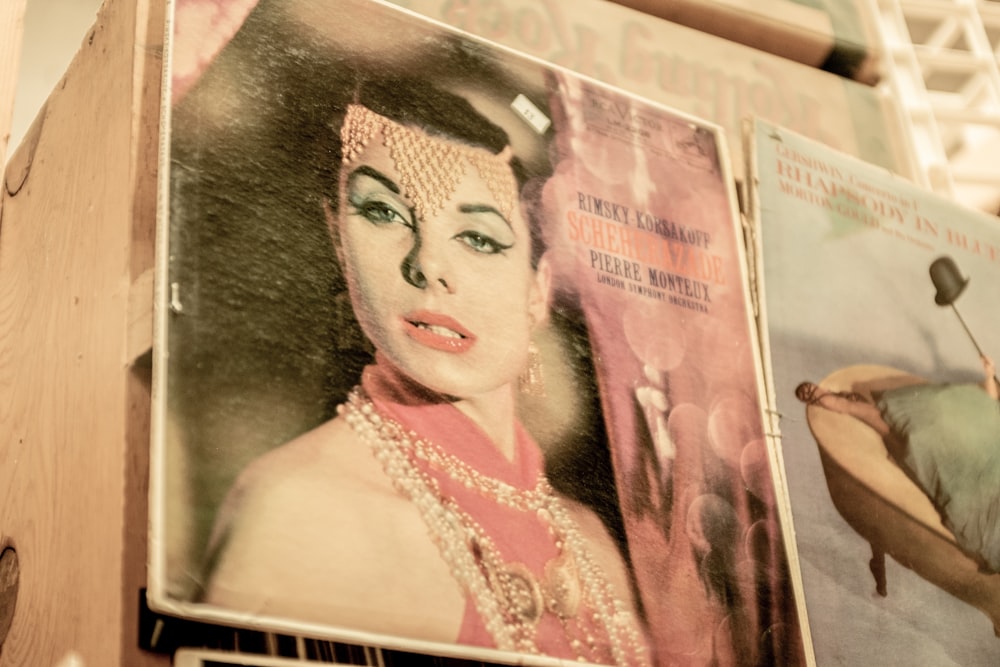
[
  {"x1": 748, "y1": 118, "x2": 1000, "y2": 666},
  {"x1": 388, "y1": 0, "x2": 915, "y2": 187},
  {"x1": 148, "y1": 1, "x2": 808, "y2": 664}
]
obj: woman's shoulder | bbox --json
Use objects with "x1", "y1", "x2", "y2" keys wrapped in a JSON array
[
  {"x1": 203, "y1": 417, "x2": 399, "y2": 589},
  {"x1": 233, "y1": 416, "x2": 385, "y2": 499},
  {"x1": 208, "y1": 417, "x2": 395, "y2": 547},
  {"x1": 201, "y1": 415, "x2": 467, "y2": 635}
]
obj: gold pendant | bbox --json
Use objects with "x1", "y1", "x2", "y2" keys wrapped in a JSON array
[
  {"x1": 543, "y1": 550, "x2": 582, "y2": 619},
  {"x1": 493, "y1": 562, "x2": 544, "y2": 626}
]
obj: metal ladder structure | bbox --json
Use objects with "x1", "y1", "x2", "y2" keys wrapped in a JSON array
[{"x1": 871, "y1": 0, "x2": 1000, "y2": 213}]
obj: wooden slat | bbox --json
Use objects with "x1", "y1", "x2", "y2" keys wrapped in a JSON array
[
  {"x1": 0, "y1": 0, "x2": 27, "y2": 167},
  {"x1": 0, "y1": 0, "x2": 169, "y2": 663}
]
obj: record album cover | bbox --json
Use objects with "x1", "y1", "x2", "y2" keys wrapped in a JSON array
[
  {"x1": 389, "y1": 0, "x2": 914, "y2": 187},
  {"x1": 749, "y1": 119, "x2": 1000, "y2": 666},
  {"x1": 149, "y1": 1, "x2": 807, "y2": 664}
]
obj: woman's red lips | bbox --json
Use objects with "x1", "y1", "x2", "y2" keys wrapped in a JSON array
[{"x1": 402, "y1": 310, "x2": 476, "y2": 353}]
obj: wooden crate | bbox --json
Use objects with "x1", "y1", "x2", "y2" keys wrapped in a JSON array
[{"x1": 0, "y1": 0, "x2": 169, "y2": 664}]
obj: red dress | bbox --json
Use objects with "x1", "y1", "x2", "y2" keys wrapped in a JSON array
[{"x1": 346, "y1": 357, "x2": 650, "y2": 666}]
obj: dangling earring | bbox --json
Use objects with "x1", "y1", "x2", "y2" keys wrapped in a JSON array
[{"x1": 519, "y1": 340, "x2": 545, "y2": 397}]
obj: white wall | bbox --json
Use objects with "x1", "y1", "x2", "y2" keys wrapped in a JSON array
[{"x1": 10, "y1": 0, "x2": 103, "y2": 152}]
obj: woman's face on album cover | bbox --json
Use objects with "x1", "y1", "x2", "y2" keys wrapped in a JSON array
[{"x1": 333, "y1": 123, "x2": 550, "y2": 400}]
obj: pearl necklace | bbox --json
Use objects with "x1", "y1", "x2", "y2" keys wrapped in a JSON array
[{"x1": 339, "y1": 389, "x2": 650, "y2": 666}]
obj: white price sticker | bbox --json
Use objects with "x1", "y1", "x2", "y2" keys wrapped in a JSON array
[{"x1": 511, "y1": 93, "x2": 551, "y2": 134}]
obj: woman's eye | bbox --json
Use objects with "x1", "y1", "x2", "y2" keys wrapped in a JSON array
[
  {"x1": 455, "y1": 230, "x2": 512, "y2": 255},
  {"x1": 357, "y1": 200, "x2": 410, "y2": 227}
]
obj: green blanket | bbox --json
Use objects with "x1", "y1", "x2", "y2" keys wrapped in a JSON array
[{"x1": 879, "y1": 383, "x2": 1000, "y2": 572}]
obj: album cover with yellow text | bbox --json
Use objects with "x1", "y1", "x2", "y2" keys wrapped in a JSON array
[{"x1": 148, "y1": 1, "x2": 809, "y2": 664}]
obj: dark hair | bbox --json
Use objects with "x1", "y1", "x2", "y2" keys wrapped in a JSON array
[{"x1": 319, "y1": 76, "x2": 551, "y2": 268}]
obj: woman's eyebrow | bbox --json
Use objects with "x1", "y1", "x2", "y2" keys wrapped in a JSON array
[
  {"x1": 346, "y1": 165, "x2": 400, "y2": 194},
  {"x1": 458, "y1": 203, "x2": 512, "y2": 230}
]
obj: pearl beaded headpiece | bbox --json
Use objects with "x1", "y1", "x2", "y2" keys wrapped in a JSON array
[{"x1": 341, "y1": 104, "x2": 518, "y2": 222}]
